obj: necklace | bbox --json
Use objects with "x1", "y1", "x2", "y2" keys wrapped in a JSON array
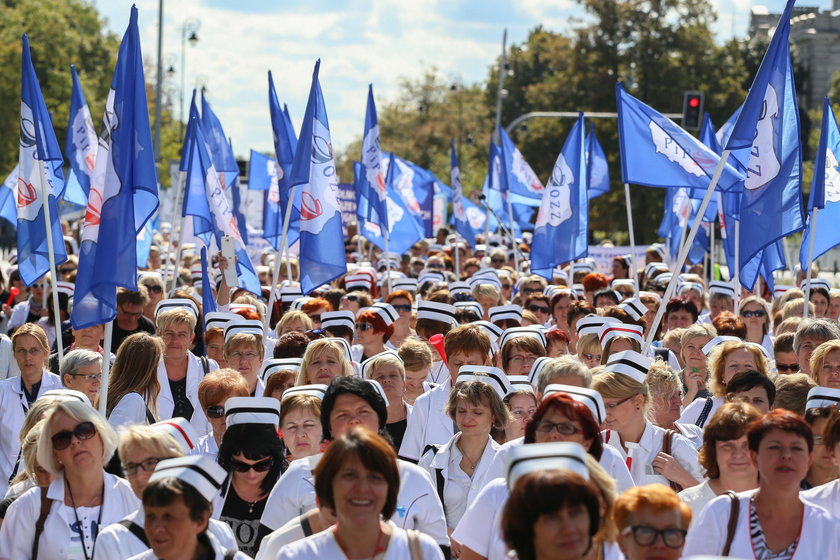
[
  {"x1": 67, "y1": 480, "x2": 104, "y2": 560},
  {"x1": 334, "y1": 525, "x2": 385, "y2": 559}
]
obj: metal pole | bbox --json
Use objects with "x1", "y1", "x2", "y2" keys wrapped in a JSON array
[
  {"x1": 179, "y1": 24, "x2": 186, "y2": 141},
  {"x1": 162, "y1": 171, "x2": 186, "y2": 294},
  {"x1": 153, "y1": 0, "x2": 163, "y2": 164},
  {"x1": 98, "y1": 322, "x2": 113, "y2": 415},
  {"x1": 803, "y1": 208, "x2": 819, "y2": 319},
  {"x1": 36, "y1": 162, "x2": 64, "y2": 361},
  {"x1": 624, "y1": 184, "x2": 637, "y2": 285},
  {"x1": 505, "y1": 111, "x2": 683, "y2": 134},
  {"x1": 734, "y1": 219, "x2": 741, "y2": 309},
  {"x1": 709, "y1": 215, "x2": 715, "y2": 283},
  {"x1": 643, "y1": 150, "x2": 731, "y2": 352},
  {"x1": 506, "y1": 194, "x2": 519, "y2": 272},
  {"x1": 264, "y1": 185, "x2": 298, "y2": 332}
]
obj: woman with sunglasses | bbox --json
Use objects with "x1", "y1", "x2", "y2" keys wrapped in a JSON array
[
  {"x1": 351, "y1": 308, "x2": 394, "y2": 363},
  {"x1": 217, "y1": 397, "x2": 285, "y2": 556},
  {"x1": 685, "y1": 409, "x2": 840, "y2": 558},
  {"x1": 0, "y1": 400, "x2": 138, "y2": 559},
  {"x1": 196, "y1": 369, "x2": 250, "y2": 461},
  {"x1": 524, "y1": 294, "x2": 551, "y2": 328},
  {"x1": 385, "y1": 290, "x2": 415, "y2": 348},
  {"x1": 0, "y1": 324, "x2": 63, "y2": 497},
  {"x1": 338, "y1": 291, "x2": 372, "y2": 317},
  {"x1": 105, "y1": 332, "x2": 164, "y2": 429},
  {"x1": 738, "y1": 296, "x2": 774, "y2": 355},
  {"x1": 138, "y1": 274, "x2": 165, "y2": 323}
]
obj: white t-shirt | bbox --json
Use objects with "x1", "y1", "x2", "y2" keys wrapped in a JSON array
[
  {"x1": 678, "y1": 480, "x2": 718, "y2": 523},
  {"x1": 277, "y1": 523, "x2": 444, "y2": 560}
]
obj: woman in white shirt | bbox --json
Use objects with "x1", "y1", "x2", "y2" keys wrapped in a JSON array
[
  {"x1": 105, "y1": 333, "x2": 163, "y2": 428},
  {"x1": 592, "y1": 351, "x2": 702, "y2": 490},
  {"x1": 684, "y1": 409, "x2": 840, "y2": 558},
  {"x1": 0, "y1": 399, "x2": 138, "y2": 559},
  {"x1": 362, "y1": 352, "x2": 412, "y2": 451},
  {"x1": 277, "y1": 427, "x2": 443, "y2": 559},
  {"x1": 418, "y1": 377, "x2": 509, "y2": 531}
]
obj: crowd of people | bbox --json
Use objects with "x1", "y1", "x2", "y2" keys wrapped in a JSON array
[{"x1": 0, "y1": 230, "x2": 838, "y2": 559}]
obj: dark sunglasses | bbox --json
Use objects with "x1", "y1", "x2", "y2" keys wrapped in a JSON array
[
  {"x1": 490, "y1": 257, "x2": 505, "y2": 264},
  {"x1": 741, "y1": 309, "x2": 766, "y2": 318},
  {"x1": 146, "y1": 285, "x2": 164, "y2": 294},
  {"x1": 59, "y1": 267, "x2": 76, "y2": 274},
  {"x1": 356, "y1": 323, "x2": 375, "y2": 332},
  {"x1": 342, "y1": 294, "x2": 360, "y2": 302},
  {"x1": 776, "y1": 362, "x2": 799, "y2": 372},
  {"x1": 392, "y1": 304, "x2": 411, "y2": 313},
  {"x1": 528, "y1": 305, "x2": 550, "y2": 314},
  {"x1": 51, "y1": 421, "x2": 97, "y2": 450},
  {"x1": 231, "y1": 457, "x2": 273, "y2": 473},
  {"x1": 206, "y1": 405, "x2": 225, "y2": 419}
]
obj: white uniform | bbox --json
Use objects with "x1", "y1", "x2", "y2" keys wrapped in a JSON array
[
  {"x1": 0, "y1": 473, "x2": 139, "y2": 560},
  {"x1": 260, "y1": 454, "x2": 449, "y2": 546},
  {"x1": 801, "y1": 478, "x2": 840, "y2": 514},
  {"x1": 683, "y1": 490, "x2": 840, "y2": 558},
  {"x1": 417, "y1": 433, "x2": 500, "y2": 529},
  {"x1": 155, "y1": 353, "x2": 217, "y2": 436},
  {"x1": 0, "y1": 335, "x2": 19, "y2": 380},
  {"x1": 255, "y1": 515, "x2": 310, "y2": 560},
  {"x1": 398, "y1": 382, "x2": 453, "y2": 461},
  {"x1": 196, "y1": 432, "x2": 220, "y2": 462},
  {"x1": 427, "y1": 361, "x2": 449, "y2": 385},
  {"x1": 602, "y1": 422, "x2": 703, "y2": 487},
  {"x1": 126, "y1": 531, "x2": 250, "y2": 560},
  {"x1": 678, "y1": 395, "x2": 723, "y2": 429},
  {"x1": 483, "y1": 437, "x2": 636, "y2": 494},
  {"x1": 94, "y1": 508, "x2": 237, "y2": 559},
  {"x1": 678, "y1": 480, "x2": 718, "y2": 522},
  {"x1": 674, "y1": 421, "x2": 704, "y2": 450},
  {"x1": 6, "y1": 300, "x2": 33, "y2": 333},
  {"x1": 107, "y1": 393, "x2": 153, "y2": 429},
  {"x1": 0, "y1": 370, "x2": 63, "y2": 496},
  {"x1": 276, "y1": 521, "x2": 443, "y2": 560}
]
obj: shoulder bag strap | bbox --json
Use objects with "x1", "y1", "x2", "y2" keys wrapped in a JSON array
[
  {"x1": 722, "y1": 491, "x2": 740, "y2": 556},
  {"x1": 118, "y1": 518, "x2": 149, "y2": 546},
  {"x1": 31, "y1": 487, "x2": 52, "y2": 560},
  {"x1": 695, "y1": 397, "x2": 714, "y2": 428},
  {"x1": 407, "y1": 529, "x2": 423, "y2": 560},
  {"x1": 200, "y1": 355, "x2": 209, "y2": 376},
  {"x1": 300, "y1": 514, "x2": 313, "y2": 537},
  {"x1": 661, "y1": 430, "x2": 683, "y2": 493}
]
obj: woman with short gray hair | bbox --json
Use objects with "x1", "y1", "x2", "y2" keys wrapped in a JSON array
[{"x1": 60, "y1": 349, "x2": 102, "y2": 405}]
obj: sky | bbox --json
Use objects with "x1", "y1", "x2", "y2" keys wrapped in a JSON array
[{"x1": 91, "y1": 0, "x2": 833, "y2": 163}]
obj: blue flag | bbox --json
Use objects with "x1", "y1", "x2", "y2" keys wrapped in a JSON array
[
  {"x1": 267, "y1": 71, "x2": 300, "y2": 250},
  {"x1": 182, "y1": 104, "x2": 260, "y2": 295},
  {"x1": 616, "y1": 84, "x2": 744, "y2": 192},
  {"x1": 200, "y1": 246, "x2": 217, "y2": 321},
  {"x1": 496, "y1": 125, "x2": 543, "y2": 206},
  {"x1": 384, "y1": 154, "x2": 435, "y2": 238},
  {"x1": 724, "y1": 0, "x2": 804, "y2": 289},
  {"x1": 531, "y1": 113, "x2": 588, "y2": 279},
  {"x1": 200, "y1": 91, "x2": 238, "y2": 188},
  {"x1": 800, "y1": 97, "x2": 840, "y2": 269},
  {"x1": 18, "y1": 34, "x2": 68, "y2": 286},
  {"x1": 0, "y1": 166, "x2": 18, "y2": 227},
  {"x1": 64, "y1": 65, "x2": 97, "y2": 207},
  {"x1": 227, "y1": 139, "x2": 249, "y2": 244},
  {"x1": 450, "y1": 139, "x2": 476, "y2": 247},
  {"x1": 288, "y1": 60, "x2": 346, "y2": 294},
  {"x1": 71, "y1": 7, "x2": 159, "y2": 329},
  {"x1": 586, "y1": 122, "x2": 610, "y2": 199},
  {"x1": 248, "y1": 150, "x2": 276, "y2": 191},
  {"x1": 361, "y1": 85, "x2": 388, "y2": 232}
]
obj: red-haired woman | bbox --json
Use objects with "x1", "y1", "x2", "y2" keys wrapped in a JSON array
[
  {"x1": 385, "y1": 290, "x2": 415, "y2": 348},
  {"x1": 351, "y1": 307, "x2": 396, "y2": 362},
  {"x1": 684, "y1": 409, "x2": 840, "y2": 557}
]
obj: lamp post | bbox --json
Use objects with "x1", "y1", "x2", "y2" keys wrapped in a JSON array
[{"x1": 179, "y1": 18, "x2": 200, "y2": 140}]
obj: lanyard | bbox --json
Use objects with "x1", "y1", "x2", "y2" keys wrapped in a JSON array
[{"x1": 67, "y1": 480, "x2": 104, "y2": 560}]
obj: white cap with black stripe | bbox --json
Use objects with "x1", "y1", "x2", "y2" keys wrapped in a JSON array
[
  {"x1": 224, "y1": 397, "x2": 281, "y2": 429},
  {"x1": 507, "y1": 375, "x2": 535, "y2": 394},
  {"x1": 456, "y1": 365, "x2": 511, "y2": 399},
  {"x1": 369, "y1": 302, "x2": 398, "y2": 327},
  {"x1": 321, "y1": 311, "x2": 356, "y2": 331},
  {"x1": 604, "y1": 350, "x2": 652, "y2": 384},
  {"x1": 543, "y1": 384, "x2": 606, "y2": 425},
  {"x1": 155, "y1": 298, "x2": 199, "y2": 319},
  {"x1": 701, "y1": 336, "x2": 741, "y2": 356},
  {"x1": 149, "y1": 455, "x2": 227, "y2": 504},
  {"x1": 489, "y1": 305, "x2": 523, "y2": 324},
  {"x1": 281, "y1": 384, "x2": 328, "y2": 403},
  {"x1": 618, "y1": 298, "x2": 646, "y2": 321},
  {"x1": 505, "y1": 442, "x2": 589, "y2": 490},
  {"x1": 417, "y1": 300, "x2": 457, "y2": 325},
  {"x1": 806, "y1": 387, "x2": 840, "y2": 411},
  {"x1": 599, "y1": 323, "x2": 644, "y2": 348},
  {"x1": 260, "y1": 358, "x2": 303, "y2": 380},
  {"x1": 224, "y1": 319, "x2": 265, "y2": 341},
  {"x1": 499, "y1": 326, "x2": 547, "y2": 349}
]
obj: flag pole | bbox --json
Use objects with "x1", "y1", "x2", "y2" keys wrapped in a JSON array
[
  {"x1": 803, "y1": 208, "x2": 819, "y2": 319},
  {"x1": 36, "y1": 163, "x2": 64, "y2": 361},
  {"x1": 284, "y1": 239, "x2": 293, "y2": 281},
  {"x1": 164, "y1": 171, "x2": 186, "y2": 295},
  {"x1": 506, "y1": 194, "x2": 519, "y2": 272},
  {"x1": 264, "y1": 185, "x2": 297, "y2": 332},
  {"x1": 453, "y1": 232, "x2": 461, "y2": 280},
  {"x1": 709, "y1": 216, "x2": 716, "y2": 283},
  {"x1": 98, "y1": 321, "x2": 113, "y2": 415},
  {"x1": 644, "y1": 150, "x2": 731, "y2": 353},
  {"x1": 624, "y1": 184, "x2": 637, "y2": 285},
  {"x1": 383, "y1": 226, "x2": 393, "y2": 294},
  {"x1": 733, "y1": 219, "x2": 741, "y2": 309}
]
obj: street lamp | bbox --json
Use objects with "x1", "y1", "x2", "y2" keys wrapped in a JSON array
[{"x1": 179, "y1": 18, "x2": 200, "y2": 140}]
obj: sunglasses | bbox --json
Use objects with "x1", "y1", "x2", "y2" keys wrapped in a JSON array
[
  {"x1": 206, "y1": 405, "x2": 225, "y2": 419},
  {"x1": 392, "y1": 304, "x2": 411, "y2": 313},
  {"x1": 231, "y1": 457, "x2": 273, "y2": 473},
  {"x1": 342, "y1": 294, "x2": 360, "y2": 303},
  {"x1": 356, "y1": 323, "x2": 375, "y2": 332},
  {"x1": 775, "y1": 362, "x2": 799, "y2": 373},
  {"x1": 51, "y1": 421, "x2": 97, "y2": 450},
  {"x1": 490, "y1": 257, "x2": 505, "y2": 264},
  {"x1": 741, "y1": 309, "x2": 766, "y2": 318},
  {"x1": 146, "y1": 285, "x2": 164, "y2": 294},
  {"x1": 59, "y1": 267, "x2": 76, "y2": 274},
  {"x1": 528, "y1": 305, "x2": 550, "y2": 314}
]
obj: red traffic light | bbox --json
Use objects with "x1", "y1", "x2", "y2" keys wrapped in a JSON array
[{"x1": 688, "y1": 97, "x2": 700, "y2": 108}]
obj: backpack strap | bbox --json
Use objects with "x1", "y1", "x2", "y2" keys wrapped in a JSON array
[
  {"x1": 407, "y1": 529, "x2": 423, "y2": 560},
  {"x1": 695, "y1": 397, "x2": 714, "y2": 429},
  {"x1": 661, "y1": 430, "x2": 683, "y2": 493},
  {"x1": 300, "y1": 514, "x2": 313, "y2": 537},
  {"x1": 722, "y1": 491, "x2": 740, "y2": 556},
  {"x1": 31, "y1": 487, "x2": 53, "y2": 560},
  {"x1": 118, "y1": 518, "x2": 149, "y2": 546},
  {"x1": 223, "y1": 551, "x2": 237, "y2": 560}
]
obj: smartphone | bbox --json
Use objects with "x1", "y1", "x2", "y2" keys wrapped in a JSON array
[{"x1": 220, "y1": 235, "x2": 238, "y2": 287}]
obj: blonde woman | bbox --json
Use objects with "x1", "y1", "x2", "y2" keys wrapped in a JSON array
[
  {"x1": 678, "y1": 340, "x2": 770, "y2": 429},
  {"x1": 809, "y1": 339, "x2": 840, "y2": 388},
  {"x1": 296, "y1": 338, "x2": 354, "y2": 386},
  {"x1": 275, "y1": 311, "x2": 313, "y2": 337},
  {"x1": 738, "y1": 295, "x2": 773, "y2": 355},
  {"x1": 105, "y1": 332, "x2": 163, "y2": 428},
  {"x1": 363, "y1": 352, "x2": 412, "y2": 450}
]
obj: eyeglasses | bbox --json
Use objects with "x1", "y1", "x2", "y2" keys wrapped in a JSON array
[
  {"x1": 206, "y1": 405, "x2": 226, "y2": 419},
  {"x1": 15, "y1": 347, "x2": 44, "y2": 357},
  {"x1": 392, "y1": 304, "x2": 411, "y2": 313},
  {"x1": 342, "y1": 294, "x2": 360, "y2": 303},
  {"x1": 604, "y1": 395, "x2": 637, "y2": 410},
  {"x1": 51, "y1": 421, "x2": 97, "y2": 450},
  {"x1": 230, "y1": 351, "x2": 260, "y2": 361},
  {"x1": 581, "y1": 353, "x2": 601, "y2": 362},
  {"x1": 67, "y1": 372, "x2": 101, "y2": 382},
  {"x1": 521, "y1": 288, "x2": 539, "y2": 295},
  {"x1": 509, "y1": 354, "x2": 538, "y2": 366},
  {"x1": 231, "y1": 457, "x2": 273, "y2": 473},
  {"x1": 59, "y1": 267, "x2": 76, "y2": 274},
  {"x1": 356, "y1": 323, "x2": 375, "y2": 332},
  {"x1": 426, "y1": 263, "x2": 444, "y2": 269},
  {"x1": 621, "y1": 525, "x2": 687, "y2": 549},
  {"x1": 528, "y1": 305, "x2": 550, "y2": 314},
  {"x1": 776, "y1": 362, "x2": 799, "y2": 373},
  {"x1": 146, "y1": 285, "x2": 163, "y2": 294},
  {"x1": 741, "y1": 309, "x2": 766, "y2": 318},
  {"x1": 501, "y1": 284, "x2": 512, "y2": 290},
  {"x1": 491, "y1": 257, "x2": 505, "y2": 264},
  {"x1": 535, "y1": 421, "x2": 581, "y2": 435},
  {"x1": 123, "y1": 457, "x2": 164, "y2": 476},
  {"x1": 119, "y1": 306, "x2": 143, "y2": 319}
]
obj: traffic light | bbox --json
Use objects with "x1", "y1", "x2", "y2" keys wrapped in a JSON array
[{"x1": 682, "y1": 91, "x2": 704, "y2": 130}]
